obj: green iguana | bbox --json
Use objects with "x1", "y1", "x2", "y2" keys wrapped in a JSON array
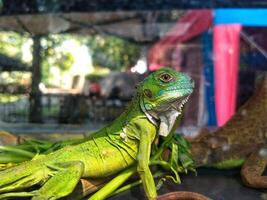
[
  {"x1": 0, "y1": 68, "x2": 195, "y2": 200},
  {"x1": 190, "y1": 74, "x2": 267, "y2": 189}
]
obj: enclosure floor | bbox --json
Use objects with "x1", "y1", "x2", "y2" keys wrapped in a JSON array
[{"x1": 107, "y1": 168, "x2": 266, "y2": 200}]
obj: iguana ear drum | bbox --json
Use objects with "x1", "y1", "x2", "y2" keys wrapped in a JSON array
[{"x1": 144, "y1": 89, "x2": 153, "y2": 98}]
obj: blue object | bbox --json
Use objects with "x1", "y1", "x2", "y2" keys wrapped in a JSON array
[
  {"x1": 202, "y1": 31, "x2": 217, "y2": 126},
  {"x1": 215, "y1": 9, "x2": 267, "y2": 26}
]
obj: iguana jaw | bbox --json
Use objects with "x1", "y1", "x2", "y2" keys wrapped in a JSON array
[{"x1": 141, "y1": 95, "x2": 190, "y2": 137}]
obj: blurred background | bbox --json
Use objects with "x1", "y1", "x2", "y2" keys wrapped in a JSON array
[{"x1": 0, "y1": 1, "x2": 266, "y2": 137}]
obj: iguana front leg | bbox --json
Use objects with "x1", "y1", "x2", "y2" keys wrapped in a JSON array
[
  {"x1": 89, "y1": 119, "x2": 157, "y2": 200},
  {"x1": 137, "y1": 124, "x2": 157, "y2": 200},
  {"x1": 241, "y1": 148, "x2": 267, "y2": 188},
  {"x1": 33, "y1": 161, "x2": 84, "y2": 199}
]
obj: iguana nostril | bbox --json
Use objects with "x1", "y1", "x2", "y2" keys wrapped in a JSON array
[{"x1": 144, "y1": 89, "x2": 153, "y2": 98}]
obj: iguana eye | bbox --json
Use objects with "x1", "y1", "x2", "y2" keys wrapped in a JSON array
[{"x1": 159, "y1": 73, "x2": 173, "y2": 83}]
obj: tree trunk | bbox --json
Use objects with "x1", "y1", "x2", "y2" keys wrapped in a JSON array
[{"x1": 29, "y1": 35, "x2": 43, "y2": 123}]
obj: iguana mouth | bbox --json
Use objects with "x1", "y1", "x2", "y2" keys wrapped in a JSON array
[
  {"x1": 148, "y1": 95, "x2": 190, "y2": 113},
  {"x1": 170, "y1": 95, "x2": 190, "y2": 112}
]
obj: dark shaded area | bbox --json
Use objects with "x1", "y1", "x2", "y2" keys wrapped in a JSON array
[
  {"x1": 241, "y1": 28, "x2": 267, "y2": 71},
  {"x1": 244, "y1": 27, "x2": 267, "y2": 54},
  {"x1": 108, "y1": 168, "x2": 266, "y2": 200},
  {"x1": 1, "y1": 0, "x2": 267, "y2": 16},
  {"x1": 237, "y1": 71, "x2": 256, "y2": 108},
  {"x1": 0, "y1": 84, "x2": 29, "y2": 93},
  {"x1": 58, "y1": 95, "x2": 89, "y2": 124},
  {"x1": 0, "y1": 53, "x2": 30, "y2": 71}
]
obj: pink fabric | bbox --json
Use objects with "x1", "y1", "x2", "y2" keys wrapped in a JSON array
[
  {"x1": 148, "y1": 10, "x2": 212, "y2": 70},
  {"x1": 149, "y1": 63, "x2": 165, "y2": 71},
  {"x1": 213, "y1": 24, "x2": 241, "y2": 126}
]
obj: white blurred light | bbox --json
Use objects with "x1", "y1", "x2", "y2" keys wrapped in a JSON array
[
  {"x1": 131, "y1": 60, "x2": 147, "y2": 74},
  {"x1": 61, "y1": 40, "x2": 93, "y2": 75},
  {"x1": 39, "y1": 83, "x2": 47, "y2": 93},
  {"x1": 22, "y1": 39, "x2": 33, "y2": 62}
]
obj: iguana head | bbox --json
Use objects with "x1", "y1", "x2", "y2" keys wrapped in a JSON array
[{"x1": 139, "y1": 67, "x2": 194, "y2": 137}]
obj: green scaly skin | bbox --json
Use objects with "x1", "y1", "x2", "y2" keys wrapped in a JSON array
[{"x1": 0, "y1": 68, "x2": 194, "y2": 200}]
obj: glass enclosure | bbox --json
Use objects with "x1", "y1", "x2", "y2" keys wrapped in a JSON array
[{"x1": 0, "y1": 1, "x2": 266, "y2": 200}]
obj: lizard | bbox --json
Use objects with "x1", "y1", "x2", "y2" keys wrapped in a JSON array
[
  {"x1": 189, "y1": 73, "x2": 267, "y2": 189},
  {"x1": 0, "y1": 67, "x2": 195, "y2": 200},
  {"x1": 1, "y1": 71, "x2": 267, "y2": 197}
]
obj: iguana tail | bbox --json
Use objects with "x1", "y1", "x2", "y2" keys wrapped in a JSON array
[
  {"x1": 0, "y1": 157, "x2": 48, "y2": 194},
  {"x1": 0, "y1": 154, "x2": 84, "y2": 200}
]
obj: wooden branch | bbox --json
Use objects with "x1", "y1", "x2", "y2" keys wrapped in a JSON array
[{"x1": 66, "y1": 178, "x2": 110, "y2": 200}]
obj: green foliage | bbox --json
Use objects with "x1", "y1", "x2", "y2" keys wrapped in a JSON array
[
  {"x1": 86, "y1": 35, "x2": 140, "y2": 71},
  {"x1": 168, "y1": 134, "x2": 195, "y2": 173},
  {"x1": 41, "y1": 35, "x2": 74, "y2": 84},
  {"x1": 0, "y1": 94, "x2": 23, "y2": 103},
  {"x1": 0, "y1": 31, "x2": 141, "y2": 86},
  {"x1": 154, "y1": 134, "x2": 196, "y2": 187},
  {"x1": 210, "y1": 159, "x2": 245, "y2": 169},
  {"x1": 0, "y1": 31, "x2": 29, "y2": 61},
  {"x1": 41, "y1": 34, "x2": 140, "y2": 84}
]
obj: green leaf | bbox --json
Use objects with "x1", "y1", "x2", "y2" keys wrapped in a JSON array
[
  {"x1": 170, "y1": 142, "x2": 179, "y2": 169},
  {"x1": 174, "y1": 134, "x2": 191, "y2": 149},
  {"x1": 156, "y1": 178, "x2": 166, "y2": 190},
  {"x1": 179, "y1": 153, "x2": 194, "y2": 169},
  {"x1": 166, "y1": 166, "x2": 181, "y2": 184}
]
